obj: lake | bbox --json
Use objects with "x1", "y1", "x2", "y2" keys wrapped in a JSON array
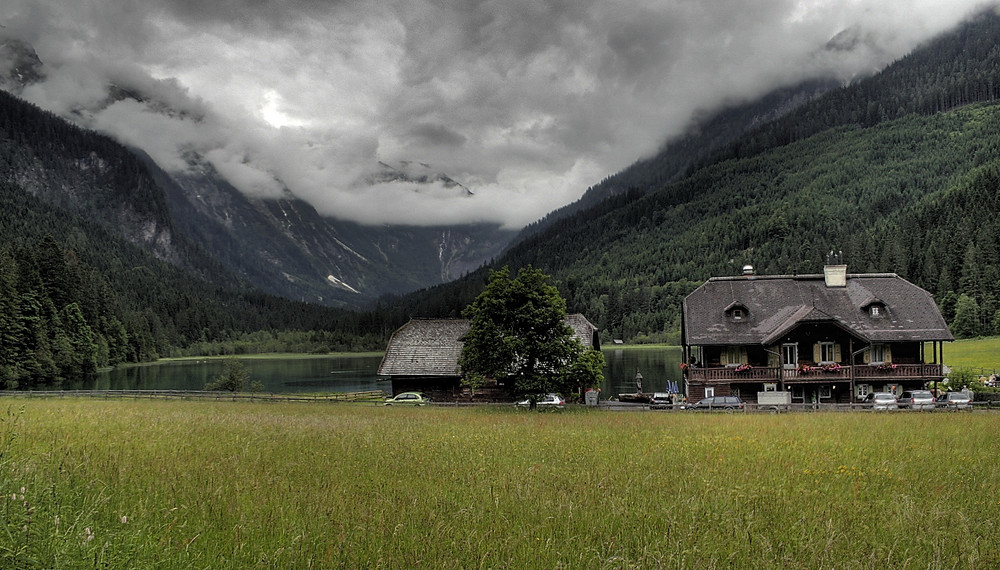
[{"x1": 68, "y1": 347, "x2": 684, "y2": 397}]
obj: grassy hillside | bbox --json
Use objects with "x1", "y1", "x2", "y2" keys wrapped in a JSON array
[
  {"x1": 3, "y1": 400, "x2": 998, "y2": 567},
  {"x1": 943, "y1": 336, "x2": 1000, "y2": 372}
]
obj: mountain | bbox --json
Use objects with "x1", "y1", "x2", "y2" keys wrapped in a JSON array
[
  {"x1": 0, "y1": 42, "x2": 514, "y2": 308},
  {"x1": 519, "y1": 77, "x2": 840, "y2": 238},
  {"x1": 395, "y1": 8, "x2": 1000, "y2": 342},
  {"x1": 0, "y1": 38, "x2": 44, "y2": 94},
  {"x1": 146, "y1": 150, "x2": 513, "y2": 305}
]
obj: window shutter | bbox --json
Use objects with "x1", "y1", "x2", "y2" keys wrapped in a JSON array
[
  {"x1": 833, "y1": 343, "x2": 842, "y2": 362},
  {"x1": 885, "y1": 345, "x2": 892, "y2": 364},
  {"x1": 813, "y1": 343, "x2": 821, "y2": 363},
  {"x1": 720, "y1": 348, "x2": 728, "y2": 366},
  {"x1": 862, "y1": 348, "x2": 871, "y2": 364},
  {"x1": 740, "y1": 348, "x2": 748, "y2": 364}
]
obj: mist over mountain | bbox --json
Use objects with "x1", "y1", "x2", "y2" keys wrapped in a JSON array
[
  {"x1": 5, "y1": 5, "x2": 1000, "y2": 355},
  {"x1": 397, "y1": 8, "x2": 1000, "y2": 343},
  {"x1": 0, "y1": 45, "x2": 514, "y2": 307}
]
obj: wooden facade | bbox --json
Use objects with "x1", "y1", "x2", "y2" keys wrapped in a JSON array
[
  {"x1": 377, "y1": 315, "x2": 600, "y2": 402},
  {"x1": 681, "y1": 266, "x2": 953, "y2": 405}
]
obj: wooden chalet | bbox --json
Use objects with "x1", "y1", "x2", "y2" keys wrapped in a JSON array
[
  {"x1": 377, "y1": 314, "x2": 600, "y2": 402},
  {"x1": 681, "y1": 264, "x2": 953, "y2": 405}
]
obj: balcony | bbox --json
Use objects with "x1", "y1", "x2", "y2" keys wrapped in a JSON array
[{"x1": 686, "y1": 363, "x2": 944, "y2": 383}]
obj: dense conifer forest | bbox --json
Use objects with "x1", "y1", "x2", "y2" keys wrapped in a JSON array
[{"x1": 0, "y1": 183, "x2": 402, "y2": 388}]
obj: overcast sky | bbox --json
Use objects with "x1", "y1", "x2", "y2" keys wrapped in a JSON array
[{"x1": 2, "y1": 1, "x2": 994, "y2": 228}]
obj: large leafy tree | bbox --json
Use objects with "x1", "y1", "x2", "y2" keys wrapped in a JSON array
[{"x1": 459, "y1": 266, "x2": 604, "y2": 401}]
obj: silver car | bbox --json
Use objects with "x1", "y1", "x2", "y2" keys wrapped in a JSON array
[
  {"x1": 871, "y1": 392, "x2": 898, "y2": 411},
  {"x1": 937, "y1": 391, "x2": 972, "y2": 410},
  {"x1": 898, "y1": 390, "x2": 935, "y2": 410},
  {"x1": 515, "y1": 393, "x2": 565, "y2": 408}
]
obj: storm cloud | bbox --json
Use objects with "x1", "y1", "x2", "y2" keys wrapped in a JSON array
[{"x1": 1, "y1": 0, "x2": 994, "y2": 228}]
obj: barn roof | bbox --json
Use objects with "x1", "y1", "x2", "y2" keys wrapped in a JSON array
[
  {"x1": 377, "y1": 319, "x2": 470, "y2": 377},
  {"x1": 683, "y1": 272, "x2": 953, "y2": 346},
  {"x1": 377, "y1": 315, "x2": 598, "y2": 378}
]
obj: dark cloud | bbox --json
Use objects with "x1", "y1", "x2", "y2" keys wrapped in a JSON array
[
  {"x1": 2, "y1": 0, "x2": 995, "y2": 228},
  {"x1": 407, "y1": 123, "x2": 467, "y2": 147}
]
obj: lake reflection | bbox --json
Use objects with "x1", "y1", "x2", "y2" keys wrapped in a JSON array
[
  {"x1": 66, "y1": 348, "x2": 683, "y2": 396},
  {"x1": 601, "y1": 346, "x2": 684, "y2": 398},
  {"x1": 75, "y1": 355, "x2": 388, "y2": 393}
]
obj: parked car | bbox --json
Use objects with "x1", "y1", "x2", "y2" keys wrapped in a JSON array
[
  {"x1": 383, "y1": 392, "x2": 430, "y2": 406},
  {"x1": 898, "y1": 390, "x2": 935, "y2": 410},
  {"x1": 683, "y1": 396, "x2": 744, "y2": 411},
  {"x1": 870, "y1": 392, "x2": 898, "y2": 411},
  {"x1": 649, "y1": 392, "x2": 675, "y2": 409},
  {"x1": 937, "y1": 391, "x2": 972, "y2": 410},
  {"x1": 514, "y1": 393, "x2": 565, "y2": 408}
]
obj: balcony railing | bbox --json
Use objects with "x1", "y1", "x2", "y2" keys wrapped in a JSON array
[{"x1": 686, "y1": 363, "x2": 944, "y2": 383}]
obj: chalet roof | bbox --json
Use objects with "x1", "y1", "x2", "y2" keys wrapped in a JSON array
[
  {"x1": 377, "y1": 314, "x2": 599, "y2": 378},
  {"x1": 683, "y1": 272, "x2": 953, "y2": 346}
]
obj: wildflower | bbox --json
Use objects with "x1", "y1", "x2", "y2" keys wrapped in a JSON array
[{"x1": 121, "y1": 516, "x2": 128, "y2": 524}]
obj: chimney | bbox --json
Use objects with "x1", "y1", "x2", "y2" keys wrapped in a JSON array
[{"x1": 824, "y1": 250, "x2": 846, "y2": 287}]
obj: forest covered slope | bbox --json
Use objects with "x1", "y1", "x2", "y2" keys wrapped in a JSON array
[{"x1": 400, "y1": 9, "x2": 1000, "y2": 343}]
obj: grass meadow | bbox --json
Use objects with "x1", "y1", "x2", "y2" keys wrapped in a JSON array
[
  {"x1": 2, "y1": 400, "x2": 999, "y2": 568},
  {"x1": 943, "y1": 337, "x2": 1000, "y2": 372}
]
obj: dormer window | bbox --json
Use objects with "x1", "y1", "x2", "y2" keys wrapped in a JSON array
[
  {"x1": 863, "y1": 299, "x2": 886, "y2": 318},
  {"x1": 725, "y1": 302, "x2": 749, "y2": 322}
]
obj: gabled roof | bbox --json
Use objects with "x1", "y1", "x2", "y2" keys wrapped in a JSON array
[
  {"x1": 683, "y1": 272, "x2": 953, "y2": 346},
  {"x1": 377, "y1": 315, "x2": 599, "y2": 378}
]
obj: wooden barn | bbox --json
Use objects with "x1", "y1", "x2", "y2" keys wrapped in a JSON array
[{"x1": 377, "y1": 315, "x2": 600, "y2": 402}]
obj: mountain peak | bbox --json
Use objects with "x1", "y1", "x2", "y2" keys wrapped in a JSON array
[
  {"x1": 367, "y1": 161, "x2": 474, "y2": 196},
  {"x1": 0, "y1": 37, "x2": 45, "y2": 94}
]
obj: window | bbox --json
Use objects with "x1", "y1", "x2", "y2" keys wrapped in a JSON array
[
  {"x1": 705, "y1": 387, "x2": 715, "y2": 398},
  {"x1": 820, "y1": 342, "x2": 837, "y2": 364},
  {"x1": 870, "y1": 305, "x2": 880, "y2": 317},
  {"x1": 723, "y1": 346, "x2": 743, "y2": 367},
  {"x1": 726, "y1": 304, "x2": 748, "y2": 322},
  {"x1": 870, "y1": 344, "x2": 887, "y2": 364},
  {"x1": 820, "y1": 386, "x2": 832, "y2": 399},
  {"x1": 856, "y1": 384, "x2": 871, "y2": 399},
  {"x1": 691, "y1": 346, "x2": 704, "y2": 367},
  {"x1": 782, "y1": 343, "x2": 798, "y2": 369},
  {"x1": 763, "y1": 383, "x2": 777, "y2": 392}
]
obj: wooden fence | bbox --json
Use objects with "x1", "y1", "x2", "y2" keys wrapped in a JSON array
[{"x1": 0, "y1": 389, "x2": 388, "y2": 403}]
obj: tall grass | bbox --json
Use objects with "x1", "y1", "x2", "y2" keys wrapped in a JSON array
[{"x1": 2, "y1": 400, "x2": 999, "y2": 568}]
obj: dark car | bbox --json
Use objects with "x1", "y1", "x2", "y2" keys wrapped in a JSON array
[{"x1": 684, "y1": 396, "x2": 744, "y2": 411}]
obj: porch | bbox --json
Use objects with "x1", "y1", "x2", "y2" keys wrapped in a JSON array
[{"x1": 685, "y1": 363, "x2": 945, "y2": 383}]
